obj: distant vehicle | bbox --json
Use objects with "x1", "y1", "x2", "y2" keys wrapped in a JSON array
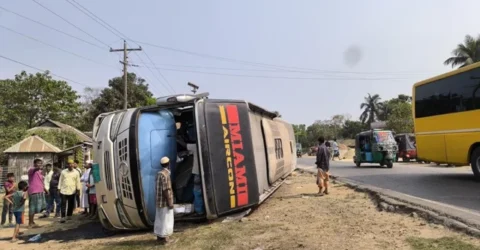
[
  {"x1": 296, "y1": 143, "x2": 302, "y2": 157},
  {"x1": 92, "y1": 93, "x2": 297, "y2": 231},
  {"x1": 412, "y1": 62, "x2": 480, "y2": 179},
  {"x1": 353, "y1": 129, "x2": 398, "y2": 168},
  {"x1": 308, "y1": 146, "x2": 317, "y2": 156},
  {"x1": 394, "y1": 133, "x2": 417, "y2": 162}
]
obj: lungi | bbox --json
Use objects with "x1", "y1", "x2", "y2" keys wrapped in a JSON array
[
  {"x1": 154, "y1": 207, "x2": 174, "y2": 238},
  {"x1": 29, "y1": 193, "x2": 46, "y2": 216}
]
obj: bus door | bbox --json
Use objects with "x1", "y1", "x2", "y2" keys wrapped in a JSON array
[
  {"x1": 196, "y1": 100, "x2": 259, "y2": 216},
  {"x1": 261, "y1": 118, "x2": 285, "y2": 184}
]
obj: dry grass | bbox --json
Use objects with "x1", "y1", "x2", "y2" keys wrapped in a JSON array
[{"x1": 1, "y1": 173, "x2": 479, "y2": 250}]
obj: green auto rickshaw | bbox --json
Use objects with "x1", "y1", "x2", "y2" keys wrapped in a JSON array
[{"x1": 353, "y1": 129, "x2": 398, "y2": 168}]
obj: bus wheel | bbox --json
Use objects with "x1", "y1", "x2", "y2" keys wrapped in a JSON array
[{"x1": 470, "y1": 147, "x2": 480, "y2": 181}]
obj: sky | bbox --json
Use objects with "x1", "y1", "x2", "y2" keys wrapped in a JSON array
[{"x1": 1, "y1": 0, "x2": 479, "y2": 125}]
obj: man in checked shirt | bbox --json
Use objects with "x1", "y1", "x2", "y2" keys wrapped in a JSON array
[{"x1": 154, "y1": 157, "x2": 177, "y2": 245}]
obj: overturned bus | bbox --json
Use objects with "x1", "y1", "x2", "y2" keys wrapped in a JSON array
[{"x1": 92, "y1": 93, "x2": 297, "y2": 231}]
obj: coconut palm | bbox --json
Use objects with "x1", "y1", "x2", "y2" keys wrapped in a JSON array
[
  {"x1": 360, "y1": 94, "x2": 382, "y2": 124},
  {"x1": 444, "y1": 34, "x2": 480, "y2": 68}
]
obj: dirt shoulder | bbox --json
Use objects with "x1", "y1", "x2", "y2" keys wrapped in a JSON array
[{"x1": 1, "y1": 172, "x2": 479, "y2": 250}]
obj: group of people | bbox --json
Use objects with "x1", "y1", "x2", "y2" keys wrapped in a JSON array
[
  {"x1": 325, "y1": 138, "x2": 340, "y2": 161},
  {"x1": 1, "y1": 158, "x2": 98, "y2": 242}
]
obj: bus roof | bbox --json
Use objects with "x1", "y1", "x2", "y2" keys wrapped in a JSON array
[{"x1": 413, "y1": 61, "x2": 480, "y2": 88}]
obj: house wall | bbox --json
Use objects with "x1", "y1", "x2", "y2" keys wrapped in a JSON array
[{"x1": 6, "y1": 153, "x2": 56, "y2": 180}]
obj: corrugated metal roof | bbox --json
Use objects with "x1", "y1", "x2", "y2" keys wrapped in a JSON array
[
  {"x1": 3, "y1": 135, "x2": 62, "y2": 153},
  {"x1": 28, "y1": 119, "x2": 92, "y2": 143}
]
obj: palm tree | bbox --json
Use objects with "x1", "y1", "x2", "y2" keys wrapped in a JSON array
[
  {"x1": 360, "y1": 94, "x2": 382, "y2": 124},
  {"x1": 444, "y1": 34, "x2": 480, "y2": 68}
]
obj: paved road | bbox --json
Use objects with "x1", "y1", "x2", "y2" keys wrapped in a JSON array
[{"x1": 298, "y1": 157, "x2": 480, "y2": 213}]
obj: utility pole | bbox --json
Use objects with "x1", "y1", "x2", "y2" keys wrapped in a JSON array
[{"x1": 110, "y1": 40, "x2": 142, "y2": 110}]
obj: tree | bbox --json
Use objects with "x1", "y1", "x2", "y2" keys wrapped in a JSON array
[
  {"x1": 444, "y1": 34, "x2": 480, "y2": 68},
  {"x1": 0, "y1": 126, "x2": 26, "y2": 164},
  {"x1": 341, "y1": 120, "x2": 367, "y2": 139},
  {"x1": 360, "y1": 93, "x2": 382, "y2": 124},
  {"x1": 386, "y1": 102, "x2": 413, "y2": 133},
  {"x1": 378, "y1": 94, "x2": 412, "y2": 121},
  {"x1": 30, "y1": 129, "x2": 79, "y2": 150},
  {"x1": 0, "y1": 71, "x2": 81, "y2": 129},
  {"x1": 292, "y1": 124, "x2": 308, "y2": 148},
  {"x1": 84, "y1": 73, "x2": 154, "y2": 129}
]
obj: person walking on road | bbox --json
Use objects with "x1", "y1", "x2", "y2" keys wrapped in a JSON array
[
  {"x1": 59, "y1": 160, "x2": 81, "y2": 223},
  {"x1": 332, "y1": 138, "x2": 340, "y2": 161},
  {"x1": 315, "y1": 136, "x2": 331, "y2": 196},
  {"x1": 1, "y1": 173, "x2": 15, "y2": 227},
  {"x1": 154, "y1": 157, "x2": 177, "y2": 245},
  {"x1": 27, "y1": 159, "x2": 46, "y2": 228}
]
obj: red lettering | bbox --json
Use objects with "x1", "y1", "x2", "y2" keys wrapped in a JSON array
[
  {"x1": 233, "y1": 150, "x2": 244, "y2": 168},
  {"x1": 235, "y1": 165, "x2": 248, "y2": 206},
  {"x1": 229, "y1": 123, "x2": 242, "y2": 144},
  {"x1": 226, "y1": 105, "x2": 239, "y2": 124}
]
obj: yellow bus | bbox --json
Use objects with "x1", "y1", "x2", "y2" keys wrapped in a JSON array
[{"x1": 412, "y1": 62, "x2": 480, "y2": 180}]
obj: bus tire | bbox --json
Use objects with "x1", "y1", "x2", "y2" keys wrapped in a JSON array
[{"x1": 470, "y1": 147, "x2": 480, "y2": 181}]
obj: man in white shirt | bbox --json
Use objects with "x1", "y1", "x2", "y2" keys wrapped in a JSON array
[
  {"x1": 59, "y1": 160, "x2": 81, "y2": 223},
  {"x1": 39, "y1": 164, "x2": 53, "y2": 219}
]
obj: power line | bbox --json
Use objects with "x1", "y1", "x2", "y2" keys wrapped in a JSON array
[
  {"x1": 134, "y1": 40, "x2": 440, "y2": 75},
  {"x1": 0, "y1": 54, "x2": 89, "y2": 87},
  {"x1": 130, "y1": 51, "x2": 172, "y2": 94},
  {"x1": 0, "y1": 5, "x2": 105, "y2": 50},
  {"x1": 0, "y1": 24, "x2": 117, "y2": 69},
  {"x1": 32, "y1": 0, "x2": 110, "y2": 48},
  {"x1": 69, "y1": 0, "x2": 129, "y2": 39},
  {"x1": 129, "y1": 54, "x2": 166, "y2": 95},
  {"x1": 140, "y1": 51, "x2": 176, "y2": 93},
  {"x1": 139, "y1": 65, "x2": 413, "y2": 81},
  {"x1": 135, "y1": 62, "x2": 436, "y2": 77},
  {"x1": 66, "y1": 0, "x2": 123, "y2": 39},
  {"x1": 65, "y1": 1, "x2": 175, "y2": 93}
]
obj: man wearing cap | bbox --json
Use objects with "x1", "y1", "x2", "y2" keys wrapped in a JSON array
[
  {"x1": 154, "y1": 157, "x2": 176, "y2": 245},
  {"x1": 58, "y1": 159, "x2": 81, "y2": 223}
]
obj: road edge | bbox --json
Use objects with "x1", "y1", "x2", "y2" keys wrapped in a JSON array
[{"x1": 295, "y1": 165, "x2": 480, "y2": 238}]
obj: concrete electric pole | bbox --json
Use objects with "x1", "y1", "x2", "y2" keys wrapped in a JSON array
[{"x1": 110, "y1": 40, "x2": 142, "y2": 110}]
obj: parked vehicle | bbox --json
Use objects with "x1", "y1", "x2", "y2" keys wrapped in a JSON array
[
  {"x1": 353, "y1": 129, "x2": 398, "y2": 168},
  {"x1": 92, "y1": 93, "x2": 297, "y2": 231},
  {"x1": 395, "y1": 133, "x2": 417, "y2": 162}
]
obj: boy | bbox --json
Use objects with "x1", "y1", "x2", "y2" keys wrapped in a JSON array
[
  {"x1": 5, "y1": 180, "x2": 28, "y2": 242},
  {"x1": 1, "y1": 173, "x2": 15, "y2": 227}
]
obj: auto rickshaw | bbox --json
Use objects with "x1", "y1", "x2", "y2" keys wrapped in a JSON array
[
  {"x1": 353, "y1": 129, "x2": 398, "y2": 168},
  {"x1": 394, "y1": 133, "x2": 417, "y2": 162}
]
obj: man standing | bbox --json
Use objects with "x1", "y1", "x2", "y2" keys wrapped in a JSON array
[
  {"x1": 39, "y1": 164, "x2": 53, "y2": 219},
  {"x1": 73, "y1": 160, "x2": 82, "y2": 210},
  {"x1": 27, "y1": 159, "x2": 46, "y2": 228},
  {"x1": 41, "y1": 165, "x2": 61, "y2": 218},
  {"x1": 59, "y1": 160, "x2": 81, "y2": 223},
  {"x1": 154, "y1": 157, "x2": 176, "y2": 245},
  {"x1": 80, "y1": 162, "x2": 92, "y2": 215},
  {"x1": 1, "y1": 173, "x2": 15, "y2": 227},
  {"x1": 315, "y1": 136, "x2": 331, "y2": 196}
]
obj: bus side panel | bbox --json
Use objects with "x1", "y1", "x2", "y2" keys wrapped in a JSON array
[
  {"x1": 262, "y1": 119, "x2": 285, "y2": 184},
  {"x1": 416, "y1": 134, "x2": 447, "y2": 162},
  {"x1": 248, "y1": 112, "x2": 269, "y2": 195},
  {"x1": 445, "y1": 133, "x2": 480, "y2": 164},
  {"x1": 203, "y1": 101, "x2": 260, "y2": 215}
]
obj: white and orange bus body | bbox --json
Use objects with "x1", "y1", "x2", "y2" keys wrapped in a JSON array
[{"x1": 92, "y1": 93, "x2": 297, "y2": 230}]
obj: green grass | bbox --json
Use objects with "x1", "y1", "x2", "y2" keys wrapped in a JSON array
[{"x1": 407, "y1": 237, "x2": 480, "y2": 250}]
